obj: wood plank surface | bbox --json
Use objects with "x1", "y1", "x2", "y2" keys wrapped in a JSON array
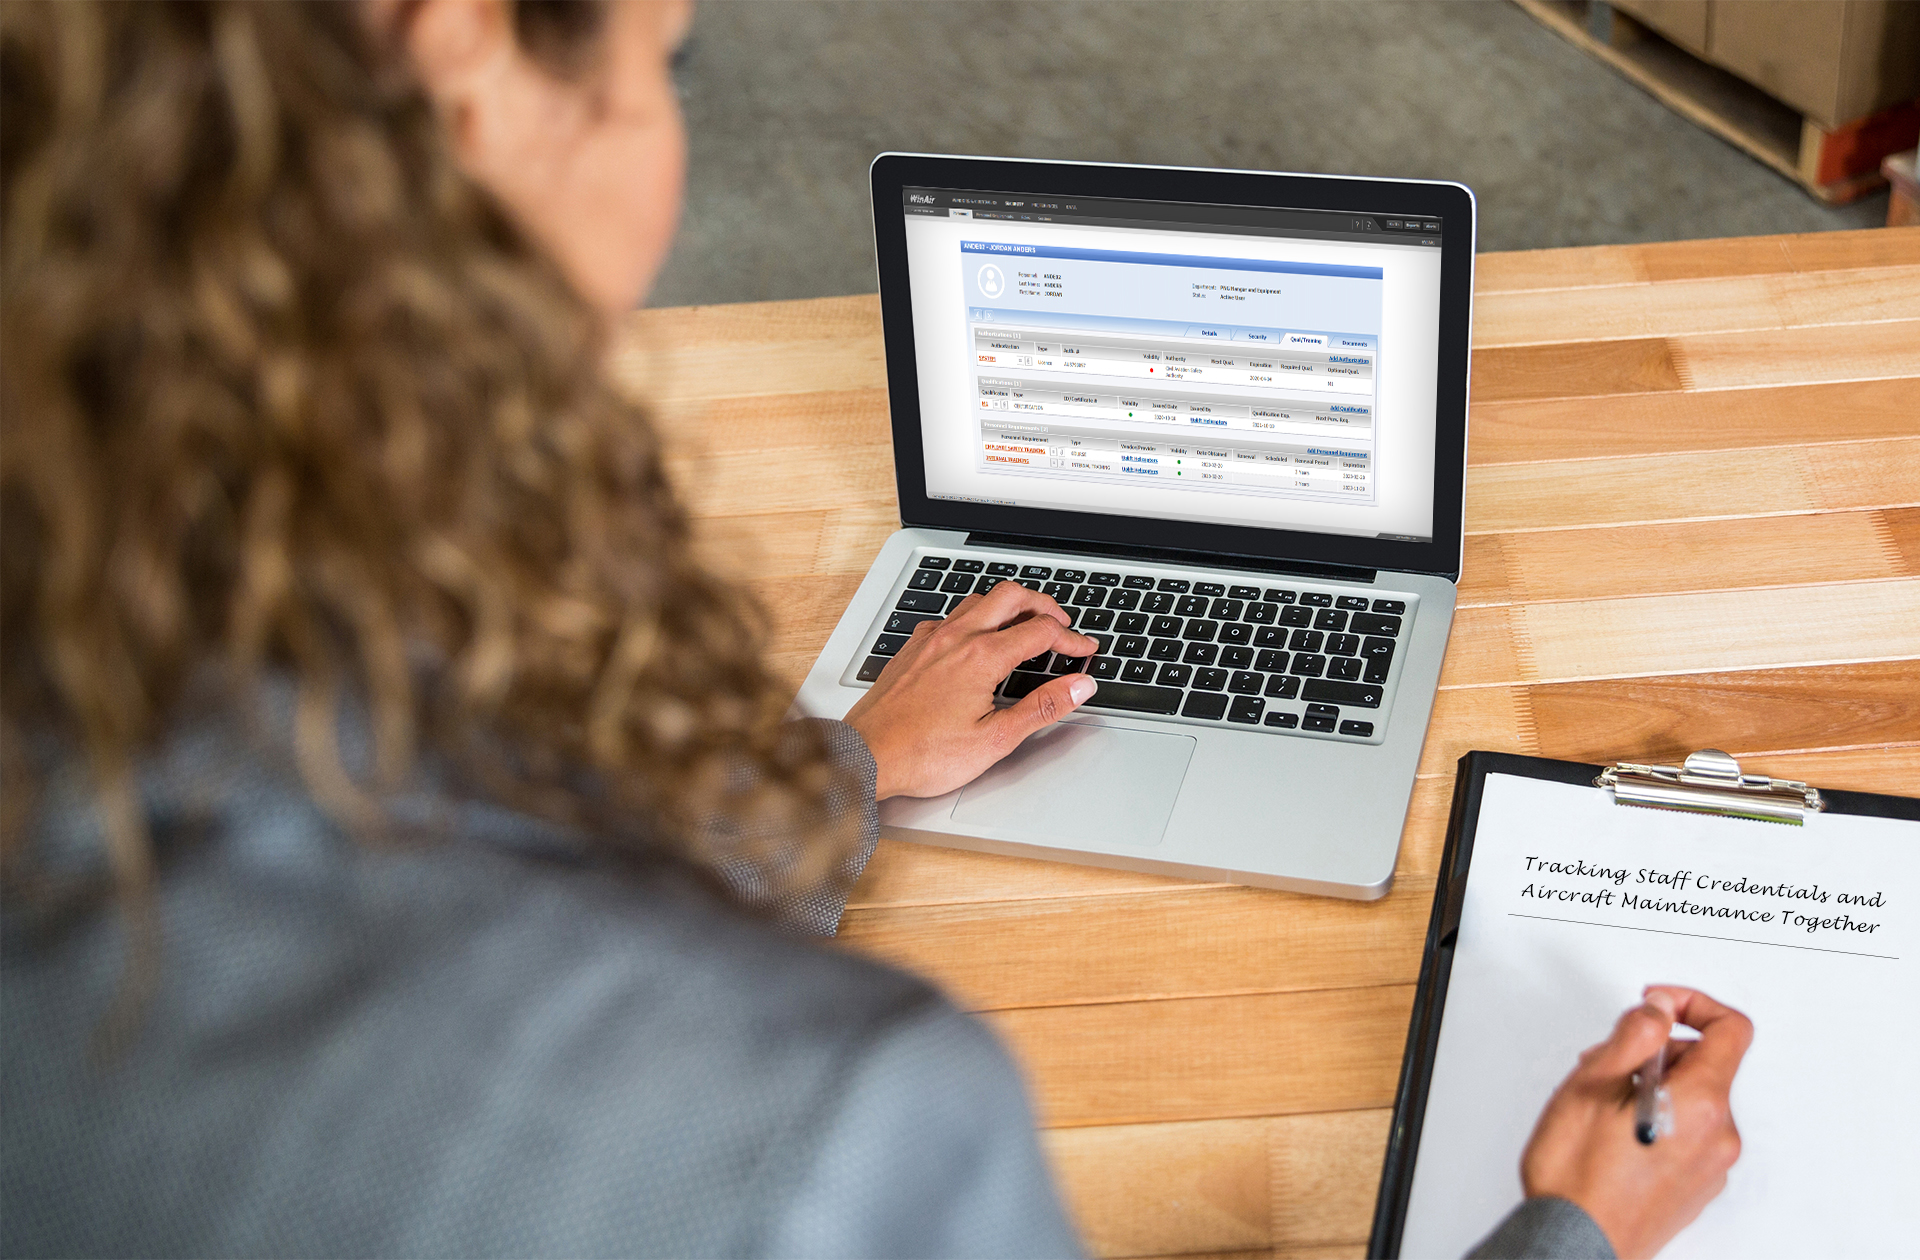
[{"x1": 621, "y1": 228, "x2": 1920, "y2": 1257}]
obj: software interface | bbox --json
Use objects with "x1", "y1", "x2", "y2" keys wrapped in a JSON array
[{"x1": 902, "y1": 186, "x2": 1447, "y2": 542}]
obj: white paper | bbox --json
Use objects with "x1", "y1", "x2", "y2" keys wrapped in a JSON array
[{"x1": 1398, "y1": 774, "x2": 1919, "y2": 1259}]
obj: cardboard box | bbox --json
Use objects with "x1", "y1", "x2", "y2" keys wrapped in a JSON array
[{"x1": 1611, "y1": 0, "x2": 1920, "y2": 127}]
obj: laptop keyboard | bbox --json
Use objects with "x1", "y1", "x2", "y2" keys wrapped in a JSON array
[{"x1": 851, "y1": 551, "x2": 1412, "y2": 741}]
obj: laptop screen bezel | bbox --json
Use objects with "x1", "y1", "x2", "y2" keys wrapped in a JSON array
[{"x1": 870, "y1": 153, "x2": 1474, "y2": 581}]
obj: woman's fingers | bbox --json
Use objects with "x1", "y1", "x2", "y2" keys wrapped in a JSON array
[{"x1": 983, "y1": 673, "x2": 1097, "y2": 746}]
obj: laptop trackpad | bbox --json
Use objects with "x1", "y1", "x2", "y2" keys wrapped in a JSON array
[{"x1": 951, "y1": 721, "x2": 1194, "y2": 848}]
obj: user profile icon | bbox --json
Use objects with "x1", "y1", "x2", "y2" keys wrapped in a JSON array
[{"x1": 977, "y1": 263, "x2": 1005, "y2": 299}]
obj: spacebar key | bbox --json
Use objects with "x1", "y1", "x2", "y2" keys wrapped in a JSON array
[{"x1": 1080, "y1": 681, "x2": 1183, "y2": 715}]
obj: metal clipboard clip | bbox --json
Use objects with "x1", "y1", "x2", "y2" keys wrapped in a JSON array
[{"x1": 1594, "y1": 749, "x2": 1826, "y2": 826}]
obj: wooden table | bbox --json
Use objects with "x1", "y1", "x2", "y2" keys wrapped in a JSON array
[{"x1": 613, "y1": 227, "x2": 1920, "y2": 1259}]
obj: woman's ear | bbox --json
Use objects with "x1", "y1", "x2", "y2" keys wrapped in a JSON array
[{"x1": 394, "y1": 0, "x2": 520, "y2": 166}]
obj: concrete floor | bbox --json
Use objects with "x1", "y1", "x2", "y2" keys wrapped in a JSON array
[{"x1": 649, "y1": 0, "x2": 1887, "y2": 308}]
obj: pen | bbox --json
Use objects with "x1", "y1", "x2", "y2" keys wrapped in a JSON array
[{"x1": 1634, "y1": 1042, "x2": 1672, "y2": 1145}]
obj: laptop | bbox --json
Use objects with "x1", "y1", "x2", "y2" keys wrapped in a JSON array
[{"x1": 795, "y1": 154, "x2": 1474, "y2": 899}]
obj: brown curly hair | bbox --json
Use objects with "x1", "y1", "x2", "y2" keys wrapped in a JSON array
[{"x1": 1, "y1": 1, "x2": 861, "y2": 925}]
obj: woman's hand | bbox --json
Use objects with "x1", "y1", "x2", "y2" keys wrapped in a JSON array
[
  {"x1": 1519, "y1": 986, "x2": 1753, "y2": 1259},
  {"x1": 845, "y1": 580, "x2": 1099, "y2": 799}
]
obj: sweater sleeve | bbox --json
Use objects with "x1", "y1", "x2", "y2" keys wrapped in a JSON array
[
  {"x1": 706, "y1": 718, "x2": 882, "y2": 937},
  {"x1": 756, "y1": 993, "x2": 1085, "y2": 1259},
  {"x1": 1466, "y1": 1196, "x2": 1616, "y2": 1259}
]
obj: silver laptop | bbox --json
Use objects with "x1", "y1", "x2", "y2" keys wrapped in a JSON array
[{"x1": 796, "y1": 154, "x2": 1474, "y2": 899}]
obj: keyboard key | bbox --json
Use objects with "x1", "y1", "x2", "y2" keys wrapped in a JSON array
[
  {"x1": 1182, "y1": 619, "x2": 1219, "y2": 642},
  {"x1": 1150, "y1": 615, "x2": 1183, "y2": 637},
  {"x1": 1307, "y1": 703, "x2": 1340, "y2": 718},
  {"x1": 1048, "y1": 653, "x2": 1086, "y2": 675},
  {"x1": 886, "y1": 611, "x2": 940, "y2": 635},
  {"x1": 1328, "y1": 657, "x2": 1363, "y2": 680},
  {"x1": 1289, "y1": 629, "x2": 1323, "y2": 653},
  {"x1": 1020, "y1": 565, "x2": 1052, "y2": 581},
  {"x1": 1116, "y1": 635, "x2": 1149, "y2": 658},
  {"x1": 1328, "y1": 633, "x2": 1359, "y2": 656},
  {"x1": 1090, "y1": 572, "x2": 1121, "y2": 586},
  {"x1": 1245, "y1": 601, "x2": 1277, "y2": 624},
  {"x1": 895, "y1": 590, "x2": 946, "y2": 613},
  {"x1": 1042, "y1": 581, "x2": 1074, "y2": 602},
  {"x1": 1255, "y1": 648, "x2": 1288, "y2": 672},
  {"x1": 1364, "y1": 649, "x2": 1394, "y2": 684},
  {"x1": 1339, "y1": 720, "x2": 1375, "y2": 737},
  {"x1": 1082, "y1": 682, "x2": 1183, "y2": 715},
  {"x1": 1193, "y1": 668, "x2": 1228, "y2": 691},
  {"x1": 1018, "y1": 652, "x2": 1051, "y2": 671},
  {"x1": 1079, "y1": 609, "x2": 1114, "y2": 631},
  {"x1": 1116, "y1": 612, "x2": 1149, "y2": 634},
  {"x1": 1148, "y1": 638, "x2": 1183, "y2": 662},
  {"x1": 1228, "y1": 585, "x2": 1262, "y2": 601},
  {"x1": 1314, "y1": 608, "x2": 1348, "y2": 632},
  {"x1": 1290, "y1": 653, "x2": 1327, "y2": 678},
  {"x1": 1220, "y1": 645, "x2": 1254, "y2": 669},
  {"x1": 871, "y1": 634, "x2": 910, "y2": 656},
  {"x1": 1058, "y1": 606, "x2": 1081, "y2": 627},
  {"x1": 986, "y1": 562, "x2": 1020, "y2": 577},
  {"x1": 1123, "y1": 575, "x2": 1156, "y2": 589},
  {"x1": 1351, "y1": 612, "x2": 1403, "y2": 637},
  {"x1": 1336, "y1": 595, "x2": 1370, "y2": 610},
  {"x1": 1228, "y1": 671, "x2": 1263, "y2": 695},
  {"x1": 1087, "y1": 634, "x2": 1114, "y2": 655},
  {"x1": 1217, "y1": 622, "x2": 1251, "y2": 646},
  {"x1": 1302, "y1": 680, "x2": 1383, "y2": 708},
  {"x1": 1142, "y1": 591, "x2": 1176, "y2": 614},
  {"x1": 1301, "y1": 592, "x2": 1332, "y2": 607},
  {"x1": 1303, "y1": 714, "x2": 1337, "y2": 732},
  {"x1": 1002, "y1": 671, "x2": 1050, "y2": 699},
  {"x1": 1209, "y1": 598, "x2": 1244, "y2": 621},
  {"x1": 1265, "y1": 711, "x2": 1300, "y2": 728},
  {"x1": 856, "y1": 655, "x2": 889, "y2": 682},
  {"x1": 1229, "y1": 696, "x2": 1266, "y2": 724},
  {"x1": 1157, "y1": 578, "x2": 1191, "y2": 593},
  {"x1": 941, "y1": 571, "x2": 975, "y2": 594},
  {"x1": 1372, "y1": 599, "x2": 1406, "y2": 614},
  {"x1": 1194, "y1": 582, "x2": 1226, "y2": 597},
  {"x1": 1105, "y1": 588, "x2": 1140, "y2": 611},
  {"x1": 1088, "y1": 657, "x2": 1122, "y2": 680},
  {"x1": 1264, "y1": 674, "x2": 1301, "y2": 699},
  {"x1": 1175, "y1": 594, "x2": 1209, "y2": 617},
  {"x1": 1054, "y1": 569, "x2": 1087, "y2": 584},
  {"x1": 1182, "y1": 642, "x2": 1218, "y2": 666},
  {"x1": 908, "y1": 569, "x2": 943, "y2": 591},
  {"x1": 1279, "y1": 605, "x2": 1313, "y2": 627},
  {"x1": 1264, "y1": 588, "x2": 1297, "y2": 603},
  {"x1": 1155, "y1": 662, "x2": 1192, "y2": 687},
  {"x1": 945, "y1": 594, "x2": 970, "y2": 613},
  {"x1": 1121, "y1": 659, "x2": 1157, "y2": 684},
  {"x1": 975, "y1": 577, "x2": 1005, "y2": 595},
  {"x1": 1253, "y1": 626, "x2": 1288, "y2": 648},
  {"x1": 953, "y1": 559, "x2": 985, "y2": 573},
  {"x1": 1182, "y1": 691, "x2": 1229, "y2": 720},
  {"x1": 1073, "y1": 585, "x2": 1106, "y2": 607},
  {"x1": 918, "y1": 556, "x2": 950, "y2": 570}
]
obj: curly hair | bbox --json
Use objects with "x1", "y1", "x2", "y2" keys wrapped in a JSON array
[{"x1": 0, "y1": 1, "x2": 861, "y2": 927}]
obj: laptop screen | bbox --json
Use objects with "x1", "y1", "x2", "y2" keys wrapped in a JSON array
[{"x1": 901, "y1": 186, "x2": 1445, "y2": 545}]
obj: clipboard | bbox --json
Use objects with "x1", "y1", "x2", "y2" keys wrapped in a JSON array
[{"x1": 1369, "y1": 749, "x2": 1920, "y2": 1259}]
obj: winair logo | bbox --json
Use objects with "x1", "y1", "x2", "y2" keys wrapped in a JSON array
[{"x1": 908, "y1": 194, "x2": 936, "y2": 204}]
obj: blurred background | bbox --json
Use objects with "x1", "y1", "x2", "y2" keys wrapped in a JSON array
[{"x1": 650, "y1": 0, "x2": 1907, "y2": 308}]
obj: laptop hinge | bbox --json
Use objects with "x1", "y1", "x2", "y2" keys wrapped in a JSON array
[{"x1": 963, "y1": 531, "x2": 1379, "y2": 584}]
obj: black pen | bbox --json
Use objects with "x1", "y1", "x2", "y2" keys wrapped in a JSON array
[{"x1": 1635, "y1": 1042, "x2": 1672, "y2": 1144}]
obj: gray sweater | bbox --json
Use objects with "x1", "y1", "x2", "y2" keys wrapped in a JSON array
[{"x1": 0, "y1": 715, "x2": 1608, "y2": 1258}]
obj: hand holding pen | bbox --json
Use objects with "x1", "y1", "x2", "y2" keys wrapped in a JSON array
[{"x1": 1517, "y1": 986, "x2": 1754, "y2": 1260}]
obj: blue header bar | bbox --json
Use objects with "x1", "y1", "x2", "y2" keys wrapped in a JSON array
[{"x1": 962, "y1": 240, "x2": 1383, "y2": 281}]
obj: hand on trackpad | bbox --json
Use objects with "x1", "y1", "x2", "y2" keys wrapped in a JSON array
[{"x1": 950, "y1": 721, "x2": 1194, "y2": 848}]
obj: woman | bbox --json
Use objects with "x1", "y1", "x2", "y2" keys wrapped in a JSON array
[{"x1": 0, "y1": 3, "x2": 1747, "y2": 1257}]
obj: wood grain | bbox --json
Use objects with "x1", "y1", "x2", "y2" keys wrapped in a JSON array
[
  {"x1": 621, "y1": 231, "x2": 1920, "y2": 1258},
  {"x1": 988, "y1": 985, "x2": 1417, "y2": 1128}
]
